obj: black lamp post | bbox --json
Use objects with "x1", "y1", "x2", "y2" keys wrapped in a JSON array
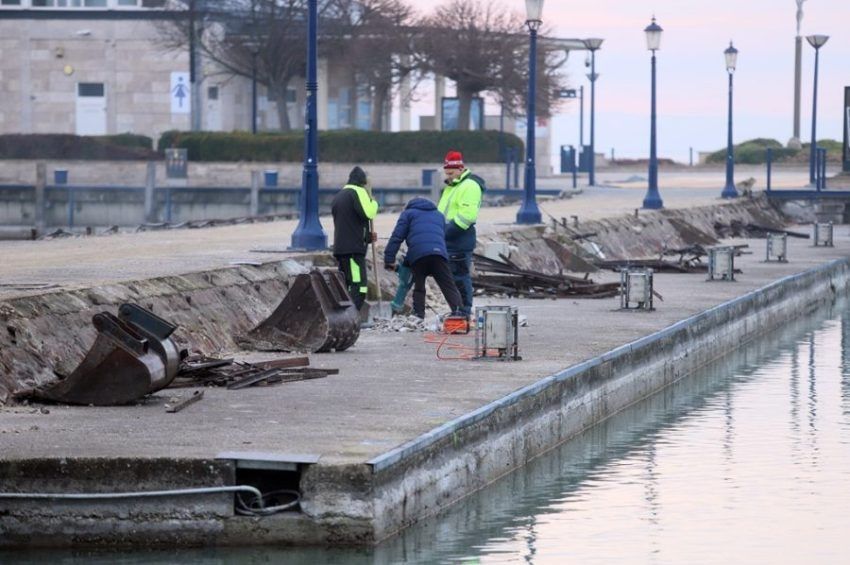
[
  {"x1": 721, "y1": 41, "x2": 739, "y2": 198},
  {"x1": 290, "y1": 0, "x2": 327, "y2": 250},
  {"x1": 584, "y1": 38, "x2": 603, "y2": 187},
  {"x1": 806, "y1": 34, "x2": 829, "y2": 185},
  {"x1": 516, "y1": 0, "x2": 544, "y2": 225},
  {"x1": 642, "y1": 17, "x2": 664, "y2": 210}
]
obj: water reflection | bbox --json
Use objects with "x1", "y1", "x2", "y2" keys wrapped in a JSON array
[{"x1": 7, "y1": 302, "x2": 850, "y2": 564}]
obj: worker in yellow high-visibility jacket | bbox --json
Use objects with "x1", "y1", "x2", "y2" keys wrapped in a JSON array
[{"x1": 437, "y1": 150, "x2": 485, "y2": 316}]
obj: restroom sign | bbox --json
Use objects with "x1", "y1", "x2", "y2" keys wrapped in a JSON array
[{"x1": 170, "y1": 72, "x2": 191, "y2": 114}]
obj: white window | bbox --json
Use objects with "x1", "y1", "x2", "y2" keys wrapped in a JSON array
[
  {"x1": 32, "y1": 1, "x2": 108, "y2": 6},
  {"x1": 22, "y1": 0, "x2": 165, "y2": 7}
]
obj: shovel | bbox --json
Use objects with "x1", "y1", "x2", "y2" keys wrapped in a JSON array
[{"x1": 370, "y1": 220, "x2": 392, "y2": 319}]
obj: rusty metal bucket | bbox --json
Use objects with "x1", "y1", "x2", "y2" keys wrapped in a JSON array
[
  {"x1": 118, "y1": 302, "x2": 181, "y2": 389},
  {"x1": 241, "y1": 270, "x2": 360, "y2": 353},
  {"x1": 34, "y1": 312, "x2": 167, "y2": 406}
]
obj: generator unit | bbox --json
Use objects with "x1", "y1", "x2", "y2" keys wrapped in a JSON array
[
  {"x1": 765, "y1": 232, "x2": 788, "y2": 262},
  {"x1": 474, "y1": 306, "x2": 520, "y2": 361},
  {"x1": 620, "y1": 268, "x2": 654, "y2": 311},
  {"x1": 707, "y1": 246, "x2": 735, "y2": 281},
  {"x1": 813, "y1": 222, "x2": 834, "y2": 247}
]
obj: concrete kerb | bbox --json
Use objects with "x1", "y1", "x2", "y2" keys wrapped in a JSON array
[{"x1": 365, "y1": 259, "x2": 850, "y2": 539}]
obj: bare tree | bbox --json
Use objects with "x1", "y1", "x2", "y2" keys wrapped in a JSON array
[
  {"x1": 415, "y1": 0, "x2": 567, "y2": 130},
  {"x1": 157, "y1": 0, "x2": 346, "y2": 132},
  {"x1": 331, "y1": 0, "x2": 420, "y2": 130}
]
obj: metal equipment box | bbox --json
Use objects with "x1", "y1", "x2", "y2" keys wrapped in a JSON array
[
  {"x1": 765, "y1": 232, "x2": 788, "y2": 262},
  {"x1": 620, "y1": 268, "x2": 654, "y2": 311},
  {"x1": 813, "y1": 222, "x2": 834, "y2": 247},
  {"x1": 474, "y1": 306, "x2": 520, "y2": 361},
  {"x1": 707, "y1": 246, "x2": 735, "y2": 281}
]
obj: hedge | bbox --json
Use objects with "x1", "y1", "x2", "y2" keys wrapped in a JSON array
[
  {"x1": 0, "y1": 133, "x2": 157, "y2": 160},
  {"x1": 705, "y1": 137, "x2": 843, "y2": 165},
  {"x1": 157, "y1": 129, "x2": 524, "y2": 163}
]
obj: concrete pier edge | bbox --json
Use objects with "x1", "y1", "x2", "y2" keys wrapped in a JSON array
[
  {"x1": 369, "y1": 258, "x2": 847, "y2": 472},
  {"x1": 365, "y1": 258, "x2": 850, "y2": 541}
]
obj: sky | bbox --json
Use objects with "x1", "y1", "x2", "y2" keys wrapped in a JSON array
[{"x1": 407, "y1": 0, "x2": 850, "y2": 165}]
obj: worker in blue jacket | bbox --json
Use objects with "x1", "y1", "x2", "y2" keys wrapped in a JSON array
[{"x1": 383, "y1": 198, "x2": 463, "y2": 320}]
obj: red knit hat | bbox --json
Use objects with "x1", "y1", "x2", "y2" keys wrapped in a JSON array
[{"x1": 443, "y1": 150, "x2": 465, "y2": 169}]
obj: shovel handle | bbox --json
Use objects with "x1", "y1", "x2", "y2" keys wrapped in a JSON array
[{"x1": 370, "y1": 221, "x2": 383, "y2": 306}]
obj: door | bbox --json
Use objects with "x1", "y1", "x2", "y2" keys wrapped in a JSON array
[
  {"x1": 75, "y1": 82, "x2": 107, "y2": 135},
  {"x1": 205, "y1": 85, "x2": 222, "y2": 131}
]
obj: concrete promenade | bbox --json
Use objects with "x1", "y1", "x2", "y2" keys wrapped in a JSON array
[
  {"x1": 0, "y1": 178, "x2": 845, "y2": 460},
  {"x1": 1, "y1": 230, "x2": 848, "y2": 465},
  {"x1": 1, "y1": 174, "x2": 848, "y2": 546}
]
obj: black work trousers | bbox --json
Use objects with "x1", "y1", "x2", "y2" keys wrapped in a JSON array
[
  {"x1": 335, "y1": 253, "x2": 367, "y2": 311},
  {"x1": 411, "y1": 254, "x2": 463, "y2": 319}
]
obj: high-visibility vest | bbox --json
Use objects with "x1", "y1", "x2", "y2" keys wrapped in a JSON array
[
  {"x1": 343, "y1": 184, "x2": 378, "y2": 220},
  {"x1": 437, "y1": 170, "x2": 482, "y2": 230}
]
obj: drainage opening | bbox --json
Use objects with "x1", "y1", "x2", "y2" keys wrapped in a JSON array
[{"x1": 217, "y1": 451, "x2": 319, "y2": 515}]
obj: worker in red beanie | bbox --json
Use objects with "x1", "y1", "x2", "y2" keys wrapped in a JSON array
[{"x1": 437, "y1": 150, "x2": 486, "y2": 316}]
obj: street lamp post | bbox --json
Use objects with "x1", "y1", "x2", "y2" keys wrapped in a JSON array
[
  {"x1": 642, "y1": 17, "x2": 664, "y2": 210},
  {"x1": 806, "y1": 34, "x2": 829, "y2": 185},
  {"x1": 584, "y1": 38, "x2": 603, "y2": 187},
  {"x1": 721, "y1": 41, "x2": 739, "y2": 199},
  {"x1": 516, "y1": 0, "x2": 544, "y2": 225},
  {"x1": 289, "y1": 0, "x2": 327, "y2": 250}
]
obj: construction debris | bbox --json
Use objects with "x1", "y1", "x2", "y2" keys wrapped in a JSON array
[
  {"x1": 169, "y1": 355, "x2": 337, "y2": 389},
  {"x1": 597, "y1": 244, "x2": 748, "y2": 274},
  {"x1": 472, "y1": 254, "x2": 619, "y2": 299},
  {"x1": 366, "y1": 315, "x2": 428, "y2": 333},
  {"x1": 240, "y1": 270, "x2": 360, "y2": 353},
  {"x1": 714, "y1": 221, "x2": 809, "y2": 240},
  {"x1": 165, "y1": 390, "x2": 204, "y2": 413}
]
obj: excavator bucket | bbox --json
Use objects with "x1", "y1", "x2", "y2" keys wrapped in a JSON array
[
  {"x1": 118, "y1": 303, "x2": 181, "y2": 390},
  {"x1": 241, "y1": 270, "x2": 360, "y2": 353},
  {"x1": 34, "y1": 312, "x2": 167, "y2": 406}
]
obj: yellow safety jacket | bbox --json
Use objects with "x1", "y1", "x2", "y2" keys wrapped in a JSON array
[{"x1": 437, "y1": 169, "x2": 482, "y2": 230}]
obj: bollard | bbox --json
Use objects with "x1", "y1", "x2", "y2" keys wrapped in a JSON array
[
  {"x1": 505, "y1": 147, "x2": 513, "y2": 190},
  {"x1": 144, "y1": 161, "x2": 157, "y2": 223},
  {"x1": 263, "y1": 169, "x2": 278, "y2": 188},
  {"x1": 66, "y1": 185, "x2": 75, "y2": 228},
  {"x1": 35, "y1": 163, "x2": 46, "y2": 235},
  {"x1": 165, "y1": 187, "x2": 173, "y2": 223},
  {"x1": 765, "y1": 148, "x2": 772, "y2": 192},
  {"x1": 250, "y1": 170, "x2": 261, "y2": 217},
  {"x1": 513, "y1": 149, "x2": 520, "y2": 188},
  {"x1": 571, "y1": 146, "x2": 578, "y2": 189}
]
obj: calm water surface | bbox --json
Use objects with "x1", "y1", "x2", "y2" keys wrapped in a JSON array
[{"x1": 7, "y1": 302, "x2": 850, "y2": 564}]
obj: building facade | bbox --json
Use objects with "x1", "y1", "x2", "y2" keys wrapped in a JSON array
[{"x1": 0, "y1": 0, "x2": 582, "y2": 175}]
